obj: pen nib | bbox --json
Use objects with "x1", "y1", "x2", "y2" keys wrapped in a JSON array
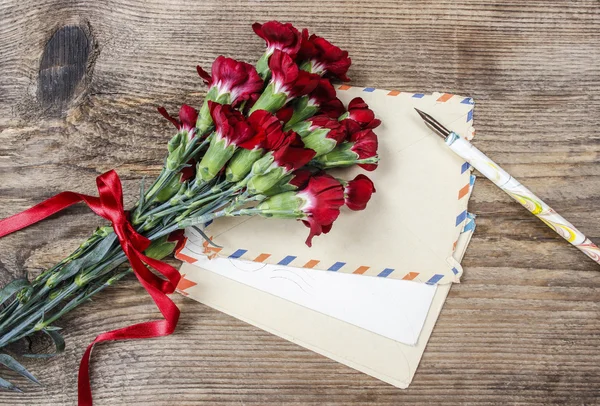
[{"x1": 414, "y1": 108, "x2": 452, "y2": 140}]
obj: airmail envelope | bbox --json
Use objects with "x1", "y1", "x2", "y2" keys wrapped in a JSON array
[
  {"x1": 175, "y1": 88, "x2": 477, "y2": 388},
  {"x1": 177, "y1": 87, "x2": 476, "y2": 284},
  {"x1": 177, "y1": 217, "x2": 473, "y2": 388}
]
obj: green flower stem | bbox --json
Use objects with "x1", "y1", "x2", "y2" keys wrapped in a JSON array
[
  {"x1": 174, "y1": 187, "x2": 240, "y2": 224},
  {"x1": 0, "y1": 232, "x2": 121, "y2": 332},
  {"x1": 133, "y1": 137, "x2": 211, "y2": 224},
  {"x1": 136, "y1": 178, "x2": 222, "y2": 224},
  {"x1": 0, "y1": 220, "x2": 178, "y2": 348},
  {"x1": 38, "y1": 270, "x2": 130, "y2": 330},
  {"x1": 0, "y1": 231, "x2": 104, "y2": 328},
  {"x1": 0, "y1": 302, "x2": 19, "y2": 324},
  {"x1": 0, "y1": 242, "x2": 123, "y2": 337},
  {"x1": 0, "y1": 281, "x2": 82, "y2": 348},
  {"x1": 0, "y1": 133, "x2": 233, "y2": 354},
  {"x1": 31, "y1": 234, "x2": 96, "y2": 287},
  {"x1": 133, "y1": 169, "x2": 176, "y2": 222}
]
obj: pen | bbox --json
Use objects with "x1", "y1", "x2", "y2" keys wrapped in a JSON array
[{"x1": 415, "y1": 108, "x2": 600, "y2": 266}]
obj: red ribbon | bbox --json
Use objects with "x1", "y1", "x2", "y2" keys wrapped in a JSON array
[{"x1": 0, "y1": 170, "x2": 181, "y2": 405}]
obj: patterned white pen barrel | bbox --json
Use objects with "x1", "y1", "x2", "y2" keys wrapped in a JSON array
[{"x1": 445, "y1": 132, "x2": 600, "y2": 265}]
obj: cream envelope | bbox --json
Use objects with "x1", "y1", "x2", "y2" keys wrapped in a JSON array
[
  {"x1": 179, "y1": 207, "x2": 474, "y2": 345},
  {"x1": 176, "y1": 220, "x2": 473, "y2": 389},
  {"x1": 181, "y1": 88, "x2": 476, "y2": 284}
]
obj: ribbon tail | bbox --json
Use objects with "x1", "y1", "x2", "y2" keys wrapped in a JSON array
[
  {"x1": 0, "y1": 192, "x2": 102, "y2": 238},
  {"x1": 77, "y1": 248, "x2": 180, "y2": 406},
  {"x1": 0, "y1": 170, "x2": 124, "y2": 238}
]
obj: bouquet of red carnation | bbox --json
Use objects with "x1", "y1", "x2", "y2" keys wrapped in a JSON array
[{"x1": 0, "y1": 21, "x2": 379, "y2": 403}]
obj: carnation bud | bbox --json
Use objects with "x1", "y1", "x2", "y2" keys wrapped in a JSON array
[
  {"x1": 154, "y1": 176, "x2": 183, "y2": 203},
  {"x1": 166, "y1": 143, "x2": 186, "y2": 171},
  {"x1": 167, "y1": 132, "x2": 184, "y2": 153},
  {"x1": 95, "y1": 226, "x2": 113, "y2": 238}
]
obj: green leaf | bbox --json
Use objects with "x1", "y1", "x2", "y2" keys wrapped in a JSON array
[
  {"x1": 0, "y1": 354, "x2": 40, "y2": 385},
  {"x1": 0, "y1": 279, "x2": 30, "y2": 307},
  {"x1": 144, "y1": 236, "x2": 178, "y2": 260},
  {"x1": 22, "y1": 329, "x2": 65, "y2": 359},
  {"x1": 138, "y1": 176, "x2": 146, "y2": 210},
  {"x1": 0, "y1": 376, "x2": 22, "y2": 392}
]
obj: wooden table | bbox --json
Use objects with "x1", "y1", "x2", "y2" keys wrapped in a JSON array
[{"x1": 1, "y1": 1, "x2": 599, "y2": 404}]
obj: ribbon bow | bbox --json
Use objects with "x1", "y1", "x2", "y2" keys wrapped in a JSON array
[{"x1": 0, "y1": 170, "x2": 181, "y2": 405}]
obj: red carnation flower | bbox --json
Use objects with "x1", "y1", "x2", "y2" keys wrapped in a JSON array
[
  {"x1": 308, "y1": 78, "x2": 336, "y2": 106},
  {"x1": 343, "y1": 118, "x2": 363, "y2": 138},
  {"x1": 342, "y1": 97, "x2": 381, "y2": 129},
  {"x1": 297, "y1": 174, "x2": 345, "y2": 246},
  {"x1": 252, "y1": 21, "x2": 302, "y2": 58},
  {"x1": 307, "y1": 115, "x2": 347, "y2": 144},
  {"x1": 158, "y1": 104, "x2": 198, "y2": 138},
  {"x1": 275, "y1": 105, "x2": 294, "y2": 124},
  {"x1": 318, "y1": 97, "x2": 346, "y2": 119},
  {"x1": 344, "y1": 174, "x2": 376, "y2": 211},
  {"x1": 270, "y1": 50, "x2": 320, "y2": 100},
  {"x1": 209, "y1": 102, "x2": 255, "y2": 147},
  {"x1": 289, "y1": 168, "x2": 313, "y2": 189},
  {"x1": 244, "y1": 109, "x2": 286, "y2": 151},
  {"x1": 298, "y1": 32, "x2": 351, "y2": 82},
  {"x1": 197, "y1": 56, "x2": 264, "y2": 106},
  {"x1": 350, "y1": 129, "x2": 379, "y2": 171},
  {"x1": 272, "y1": 131, "x2": 316, "y2": 171}
]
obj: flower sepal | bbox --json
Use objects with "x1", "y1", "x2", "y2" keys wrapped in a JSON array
[
  {"x1": 247, "y1": 162, "x2": 287, "y2": 195},
  {"x1": 166, "y1": 143, "x2": 186, "y2": 171},
  {"x1": 226, "y1": 148, "x2": 265, "y2": 182},
  {"x1": 261, "y1": 167, "x2": 309, "y2": 196},
  {"x1": 291, "y1": 116, "x2": 346, "y2": 157},
  {"x1": 254, "y1": 191, "x2": 305, "y2": 218},
  {"x1": 300, "y1": 128, "x2": 338, "y2": 157},
  {"x1": 282, "y1": 96, "x2": 319, "y2": 130},
  {"x1": 196, "y1": 90, "x2": 231, "y2": 135},
  {"x1": 196, "y1": 135, "x2": 237, "y2": 182},
  {"x1": 311, "y1": 142, "x2": 366, "y2": 169},
  {"x1": 256, "y1": 52, "x2": 271, "y2": 80},
  {"x1": 249, "y1": 82, "x2": 288, "y2": 114}
]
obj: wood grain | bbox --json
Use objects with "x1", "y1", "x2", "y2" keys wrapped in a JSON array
[{"x1": 1, "y1": 0, "x2": 599, "y2": 404}]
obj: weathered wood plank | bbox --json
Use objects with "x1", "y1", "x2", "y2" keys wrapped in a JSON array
[{"x1": 0, "y1": 0, "x2": 599, "y2": 404}]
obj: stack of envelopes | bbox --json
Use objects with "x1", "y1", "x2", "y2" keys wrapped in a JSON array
[{"x1": 176, "y1": 87, "x2": 477, "y2": 388}]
